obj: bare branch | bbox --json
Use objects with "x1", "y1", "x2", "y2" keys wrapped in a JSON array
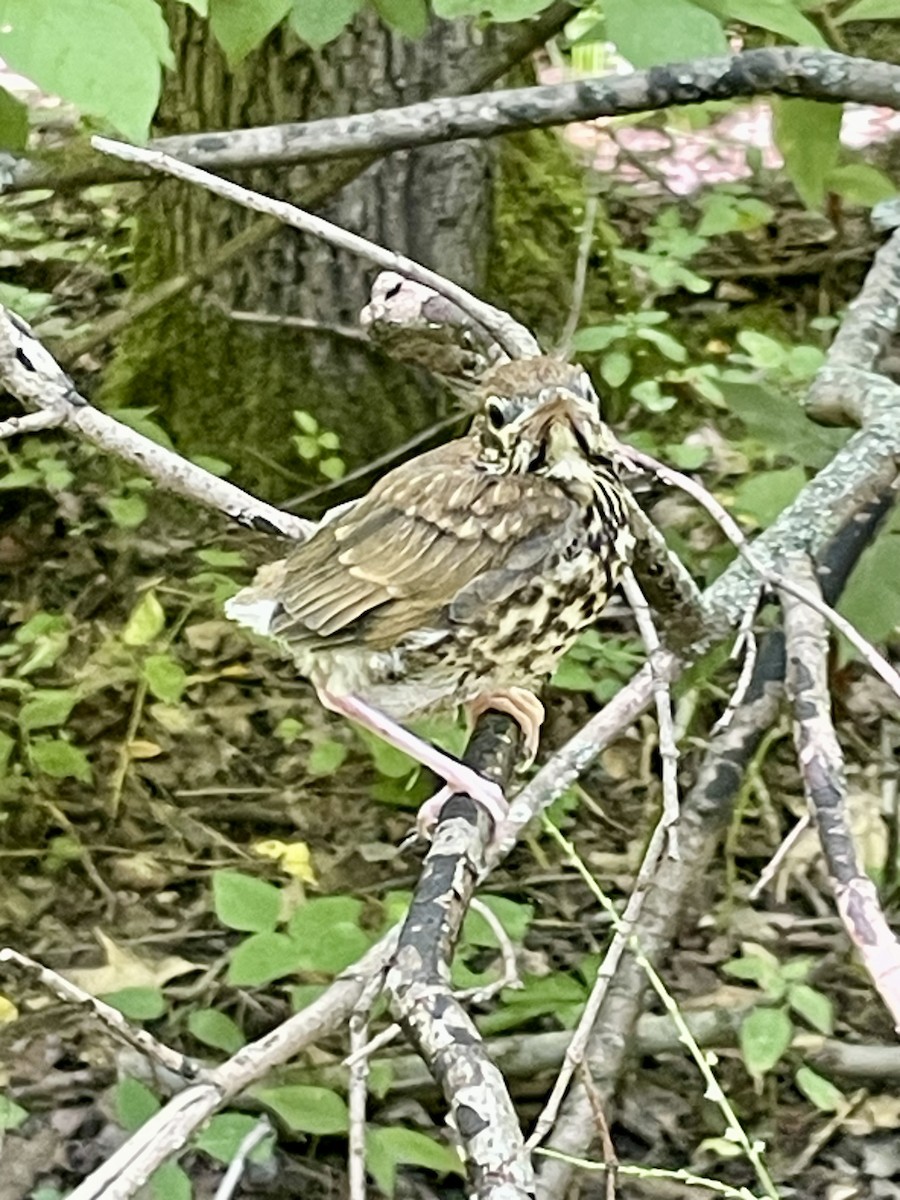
[
  {"x1": 10, "y1": 49, "x2": 900, "y2": 194},
  {"x1": 625, "y1": 446, "x2": 900, "y2": 703},
  {"x1": 0, "y1": 948, "x2": 202, "y2": 1083},
  {"x1": 0, "y1": 308, "x2": 312, "y2": 540},
  {"x1": 781, "y1": 556, "x2": 900, "y2": 1030},
  {"x1": 620, "y1": 568, "x2": 680, "y2": 851},
  {"x1": 91, "y1": 137, "x2": 540, "y2": 362}
]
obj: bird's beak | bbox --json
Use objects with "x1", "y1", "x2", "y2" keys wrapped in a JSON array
[{"x1": 540, "y1": 392, "x2": 595, "y2": 451}]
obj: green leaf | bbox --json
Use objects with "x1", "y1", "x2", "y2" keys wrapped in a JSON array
[
  {"x1": 795, "y1": 1066, "x2": 844, "y2": 1112},
  {"x1": 195, "y1": 548, "x2": 245, "y2": 568},
  {"x1": 720, "y1": 0, "x2": 827, "y2": 46},
  {"x1": 227, "y1": 932, "x2": 301, "y2": 986},
  {"x1": 636, "y1": 326, "x2": 688, "y2": 362},
  {"x1": 210, "y1": 0, "x2": 292, "y2": 64},
  {"x1": 836, "y1": 0, "x2": 900, "y2": 22},
  {"x1": 190, "y1": 454, "x2": 232, "y2": 476},
  {"x1": 733, "y1": 466, "x2": 806, "y2": 527},
  {"x1": 107, "y1": 407, "x2": 174, "y2": 449},
  {"x1": 195, "y1": 1113, "x2": 275, "y2": 1164},
  {"x1": 723, "y1": 953, "x2": 782, "y2": 994},
  {"x1": 307, "y1": 738, "x2": 348, "y2": 776},
  {"x1": 839, "y1": 528, "x2": 900, "y2": 649},
  {"x1": 251, "y1": 1084, "x2": 348, "y2": 1134},
  {"x1": 293, "y1": 434, "x2": 320, "y2": 460},
  {"x1": 773, "y1": 98, "x2": 842, "y2": 210},
  {"x1": 372, "y1": 0, "x2": 427, "y2": 35},
  {"x1": 0, "y1": 467, "x2": 41, "y2": 490},
  {"x1": 19, "y1": 689, "x2": 79, "y2": 733},
  {"x1": 736, "y1": 330, "x2": 786, "y2": 369},
  {"x1": 102, "y1": 987, "x2": 166, "y2": 1020},
  {"x1": 572, "y1": 325, "x2": 623, "y2": 353},
  {"x1": 319, "y1": 455, "x2": 346, "y2": 481},
  {"x1": 0, "y1": 86, "x2": 28, "y2": 151},
  {"x1": 0, "y1": 1094, "x2": 28, "y2": 1131},
  {"x1": 115, "y1": 1077, "x2": 160, "y2": 1132},
  {"x1": 149, "y1": 1161, "x2": 191, "y2": 1200},
  {"x1": 292, "y1": 409, "x2": 318, "y2": 434},
  {"x1": 122, "y1": 591, "x2": 165, "y2": 646},
  {"x1": 826, "y1": 163, "x2": 898, "y2": 208},
  {"x1": 356, "y1": 728, "x2": 417, "y2": 779},
  {"x1": 288, "y1": 896, "x2": 372, "y2": 973},
  {"x1": 600, "y1": 349, "x2": 632, "y2": 388},
  {"x1": 665, "y1": 443, "x2": 708, "y2": 470},
  {"x1": 739, "y1": 1006, "x2": 793, "y2": 1080},
  {"x1": 143, "y1": 654, "x2": 187, "y2": 704},
  {"x1": 213, "y1": 871, "x2": 281, "y2": 933},
  {"x1": 188, "y1": 1009, "x2": 246, "y2": 1054},
  {"x1": 604, "y1": 0, "x2": 727, "y2": 67},
  {"x1": 719, "y1": 379, "x2": 847, "y2": 468},
  {"x1": 179, "y1": 0, "x2": 209, "y2": 13},
  {"x1": 367, "y1": 1127, "x2": 464, "y2": 1196},
  {"x1": 788, "y1": 983, "x2": 833, "y2": 1035},
  {"x1": 478, "y1": 972, "x2": 586, "y2": 1036},
  {"x1": 462, "y1": 896, "x2": 533, "y2": 948},
  {"x1": 29, "y1": 738, "x2": 92, "y2": 782},
  {"x1": 550, "y1": 657, "x2": 596, "y2": 692},
  {"x1": 0, "y1": 0, "x2": 168, "y2": 142}
]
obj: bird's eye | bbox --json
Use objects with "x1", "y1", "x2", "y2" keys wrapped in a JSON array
[{"x1": 486, "y1": 398, "x2": 506, "y2": 429}]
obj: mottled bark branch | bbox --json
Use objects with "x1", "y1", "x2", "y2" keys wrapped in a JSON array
[
  {"x1": 8, "y1": 48, "x2": 900, "y2": 195},
  {"x1": 385, "y1": 715, "x2": 534, "y2": 1198},
  {"x1": 781, "y1": 556, "x2": 900, "y2": 1030}
]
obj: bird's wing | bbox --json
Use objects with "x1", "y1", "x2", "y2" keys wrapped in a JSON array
[{"x1": 269, "y1": 440, "x2": 575, "y2": 649}]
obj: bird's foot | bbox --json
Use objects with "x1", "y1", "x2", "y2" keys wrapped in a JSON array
[
  {"x1": 467, "y1": 687, "x2": 545, "y2": 765},
  {"x1": 416, "y1": 770, "x2": 508, "y2": 840}
]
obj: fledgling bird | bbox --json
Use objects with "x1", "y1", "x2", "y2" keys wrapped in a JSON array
[{"x1": 226, "y1": 357, "x2": 635, "y2": 837}]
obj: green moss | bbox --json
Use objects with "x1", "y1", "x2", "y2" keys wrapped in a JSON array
[{"x1": 488, "y1": 128, "x2": 618, "y2": 349}]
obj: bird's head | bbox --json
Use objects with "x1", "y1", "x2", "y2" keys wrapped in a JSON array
[{"x1": 475, "y1": 358, "x2": 617, "y2": 482}]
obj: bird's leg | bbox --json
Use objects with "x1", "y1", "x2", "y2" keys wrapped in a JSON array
[
  {"x1": 316, "y1": 688, "x2": 507, "y2": 833},
  {"x1": 467, "y1": 687, "x2": 545, "y2": 766}
]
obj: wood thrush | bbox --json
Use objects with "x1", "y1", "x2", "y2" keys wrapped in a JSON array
[{"x1": 227, "y1": 357, "x2": 635, "y2": 836}]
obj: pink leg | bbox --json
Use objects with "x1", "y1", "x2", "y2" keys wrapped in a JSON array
[{"x1": 318, "y1": 689, "x2": 507, "y2": 833}]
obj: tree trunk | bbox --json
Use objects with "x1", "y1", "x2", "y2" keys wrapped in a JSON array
[{"x1": 105, "y1": 7, "x2": 506, "y2": 503}]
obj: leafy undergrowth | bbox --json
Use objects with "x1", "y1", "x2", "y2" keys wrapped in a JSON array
[
  {"x1": 2, "y1": 159, "x2": 900, "y2": 1200},
  {"x1": 0, "y1": 414, "x2": 898, "y2": 1200}
]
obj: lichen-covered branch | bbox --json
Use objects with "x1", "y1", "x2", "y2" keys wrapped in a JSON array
[{"x1": 385, "y1": 715, "x2": 534, "y2": 1198}]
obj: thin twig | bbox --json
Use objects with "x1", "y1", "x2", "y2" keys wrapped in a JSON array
[
  {"x1": 749, "y1": 813, "x2": 812, "y2": 902},
  {"x1": 621, "y1": 568, "x2": 680, "y2": 854},
  {"x1": 348, "y1": 1012, "x2": 369, "y2": 1200},
  {"x1": 212, "y1": 1118, "x2": 272, "y2": 1200},
  {"x1": 0, "y1": 948, "x2": 203, "y2": 1081},
  {"x1": 556, "y1": 189, "x2": 598, "y2": 360},
  {"x1": 526, "y1": 810, "x2": 670, "y2": 1150}
]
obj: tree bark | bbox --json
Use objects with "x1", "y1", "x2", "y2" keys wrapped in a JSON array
[{"x1": 105, "y1": 6, "x2": 503, "y2": 501}]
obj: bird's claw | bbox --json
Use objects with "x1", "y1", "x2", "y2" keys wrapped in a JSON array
[{"x1": 416, "y1": 772, "x2": 508, "y2": 839}]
